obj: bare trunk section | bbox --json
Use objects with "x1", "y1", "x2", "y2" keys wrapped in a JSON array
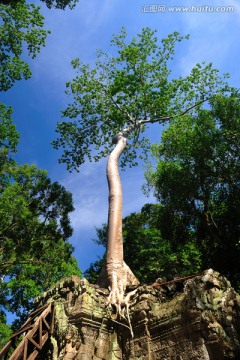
[
  {"x1": 106, "y1": 135, "x2": 125, "y2": 273},
  {"x1": 105, "y1": 134, "x2": 139, "y2": 309}
]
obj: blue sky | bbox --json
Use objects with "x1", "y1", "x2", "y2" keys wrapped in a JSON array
[{"x1": 2, "y1": 0, "x2": 240, "y2": 273}]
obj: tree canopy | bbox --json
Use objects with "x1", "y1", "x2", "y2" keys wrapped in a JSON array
[
  {"x1": 40, "y1": 0, "x2": 78, "y2": 9},
  {"x1": 53, "y1": 27, "x2": 232, "y2": 171},
  {"x1": 0, "y1": 0, "x2": 78, "y2": 9},
  {"x1": 145, "y1": 91, "x2": 240, "y2": 288}
]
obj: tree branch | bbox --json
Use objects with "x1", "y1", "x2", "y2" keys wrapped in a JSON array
[
  {"x1": 0, "y1": 259, "x2": 41, "y2": 270},
  {"x1": 98, "y1": 82, "x2": 134, "y2": 124},
  {"x1": 115, "y1": 97, "x2": 209, "y2": 140},
  {"x1": 144, "y1": 97, "x2": 209, "y2": 124}
]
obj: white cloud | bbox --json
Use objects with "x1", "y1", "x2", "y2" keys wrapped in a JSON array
[
  {"x1": 30, "y1": 0, "x2": 116, "y2": 90},
  {"x1": 226, "y1": 0, "x2": 240, "y2": 16},
  {"x1": 61, "y1": 160, "x2": 108, "y2": 230}
]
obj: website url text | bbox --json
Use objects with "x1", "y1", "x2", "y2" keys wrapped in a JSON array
[{"x1": 141, "y1": 5, "x2": 235, "y2": 13}]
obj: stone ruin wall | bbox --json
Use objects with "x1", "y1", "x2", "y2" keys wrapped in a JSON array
[{"x1": 35, "y1": 269, "x2": 240, "y2": 360}]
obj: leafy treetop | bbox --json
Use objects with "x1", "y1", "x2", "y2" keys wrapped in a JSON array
[{"x1": 53, "y1": 27, "x2": 232, "y2": 171}]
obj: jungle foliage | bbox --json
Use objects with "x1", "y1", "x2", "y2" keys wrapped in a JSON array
[
  {"x1": 85, "y1": 203, "x2": 202, "y2": 284},
  {"x1": 145, "y1": 92, "x2": 240, "y2": 288}
]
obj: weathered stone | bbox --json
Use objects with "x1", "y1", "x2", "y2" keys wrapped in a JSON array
[{"x1": 37, "y1": 270, "x2": 240, "y2": 359}]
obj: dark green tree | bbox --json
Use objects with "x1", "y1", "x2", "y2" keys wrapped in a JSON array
[
  {"x1": 145, "y1": 92, "x2": 240, "y2": 288},
  {"x1": 0, "y1": 108, "x2": 81, "y2": 341},
  {"x1": 122, "y1": 204, "x2": 202, "y2": 283},
  {"x1": 0, "y1": 164, "x2": 81, "y2": 325},
  {"x1": 85, "y1": 204, "x2": 202, "y2": 284},
  {"x1": 0, "y1": 103, "x2": 19, "y2": 188}
]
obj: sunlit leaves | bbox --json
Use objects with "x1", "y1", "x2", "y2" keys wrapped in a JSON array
[
  {"x1": 0, "y1": 1, "x2": 50, "y2": 91},
  {"x1": 0, "y1": 311, "x2": 12, "y2": 348},
  {"x1": 0, "y1": 0, "x2": 79, "y2": 92},
  {"x1": 54, "y1": 27, "x2": 232, "y2": 171}
]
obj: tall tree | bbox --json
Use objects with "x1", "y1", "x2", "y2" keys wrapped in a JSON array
[
  {"x1": 53, "y1": 27, "x2": 232, "y2": 311},
  {"x1": 145, "y1": 92, "x2": 240, "y2": 288}
]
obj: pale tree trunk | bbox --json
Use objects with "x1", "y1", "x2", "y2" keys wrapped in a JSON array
[
  {"x1": 101, "y1": 99, "x2": 207, "y2": 310},
  {"x1": 105, "y1": 134, "x2": 139, "y2": 309}
]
